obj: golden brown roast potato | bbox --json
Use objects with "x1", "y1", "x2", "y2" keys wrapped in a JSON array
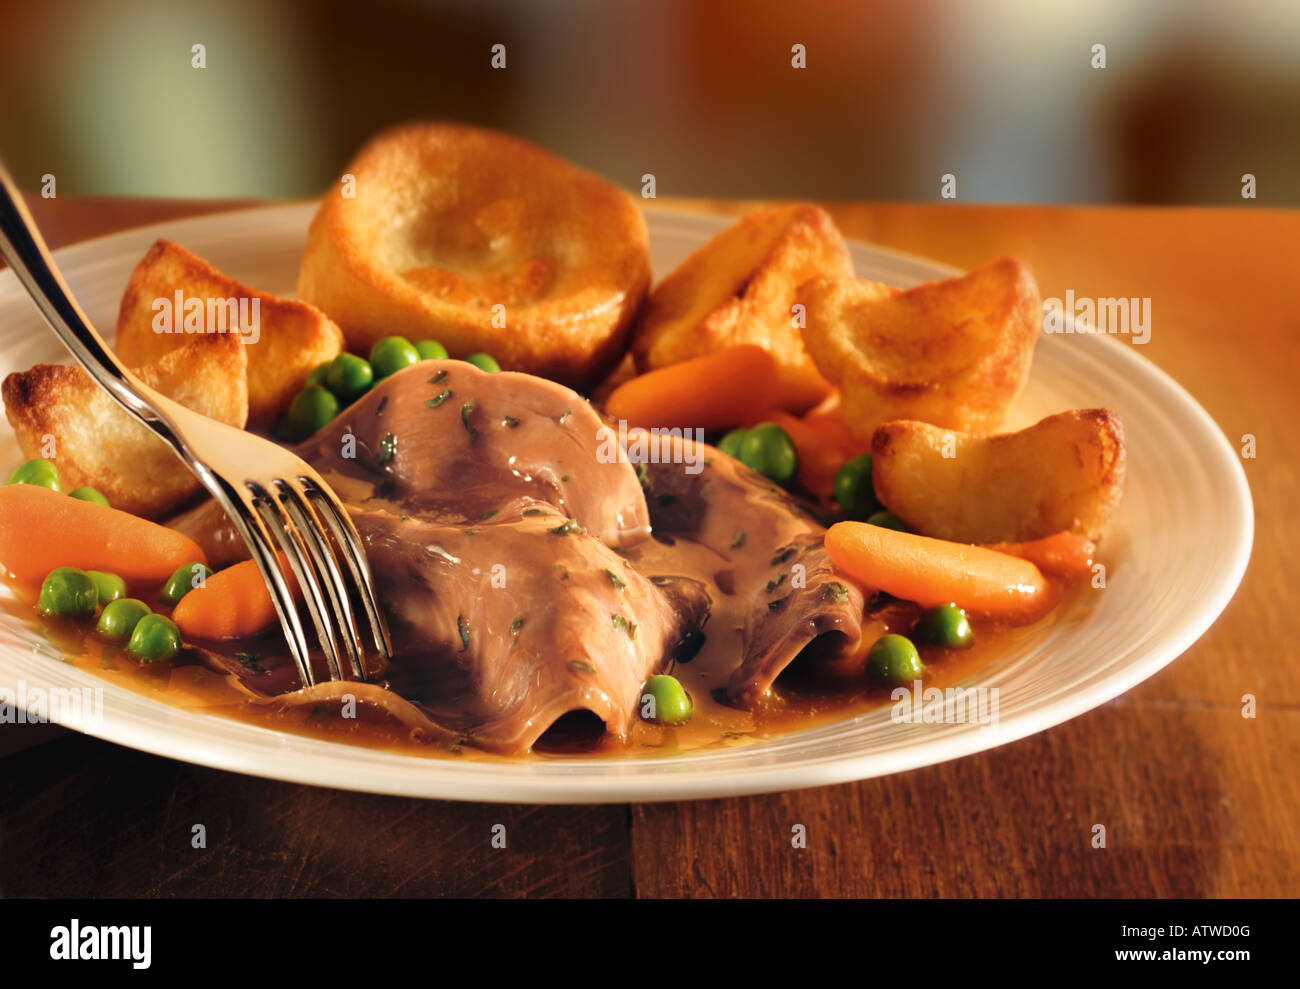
[
  {"x1": 297, "y1": 122, "x2": 650, "y2": 389},
  {"x1": 870, "y1": 409, "x2": 1126, "y2": 543},
  {"x1": 632, "y1": 204, "x2": 851, "y2": 411},
  {"x1": 2, "y1": 333, "x2": 248, "y2": 518},
  {"x1": 115, "y1": 239, "x2": 343, "y2": 427},
  {"x1": 801, "y1": 257, "x2": 1041, "y2": 439}
]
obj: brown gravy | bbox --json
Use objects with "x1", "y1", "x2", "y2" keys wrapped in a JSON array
[{"x1": 2, "y1": 584, "x2": 1077, "y2": 763}]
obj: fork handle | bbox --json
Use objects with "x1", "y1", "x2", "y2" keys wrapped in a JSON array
[{"x1": 0, "y1": 163, "x2": 191, "y2": 452}]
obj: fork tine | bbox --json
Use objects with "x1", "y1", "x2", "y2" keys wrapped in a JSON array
[
  {"x1": 299, "y1": 477, "x2": 393, "y2": 660},
  {"x1": 277, "y1": 478, "x2": 366, "y2": 680},
  {"x1": 212, "y1": 480, "x2": 318, "y2": 686},
  {"x1": 251, "y1": 482, "x2": 347, "y2": 683}
]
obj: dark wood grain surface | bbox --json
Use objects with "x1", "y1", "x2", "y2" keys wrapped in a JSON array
[{"x1": 1, "y1": 196, "x2": 1295, "y2": 898}]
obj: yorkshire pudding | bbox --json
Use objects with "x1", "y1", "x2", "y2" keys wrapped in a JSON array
[{"x1": 297, "y1": 123, "x2": 651, "y2": 388}]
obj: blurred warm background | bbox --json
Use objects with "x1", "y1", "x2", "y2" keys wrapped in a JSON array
[{"x1": 0, "y1": 0, "x2": 1297, "y2": 204}]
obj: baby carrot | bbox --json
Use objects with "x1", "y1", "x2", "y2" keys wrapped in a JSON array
[
  {"x1": 825, "y1": 521, "x2": 1048, "y2": 619},
  {"x1": 744, "y1": 407, "x2": 846, "y2": 496},
  {"x1": 801, "y1": 406, "x2": 867, "y2": 460},
  {"x1": 984, "y1": 531, "x2": 1096, "y2": 579},
  {"x1": 0, "y1": 484, "x2": 205, "y2": 584},
  {"x1": 770, "y1": 362, "x2": 835, "y2": 415},
  {"x1": 606, "y1": 344, "x2": 779, "y2": 430},
  {"x1": 171, "y1": 552, "x2": 300, "y2": 640}
]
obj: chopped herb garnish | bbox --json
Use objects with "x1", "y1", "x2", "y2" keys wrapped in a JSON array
[
  {"x1": 462, "y1": 528, "x2": 477, "y2": 536},
  {"x1": 559, "y1": 408, "x2": 573, "y2": 422},
  {"x1": 375, "y1": 431, "x2": 397, "y2": 466},
  {"x1": 550, "y1": 519, "x2": 582, "y2": 536},
  {"x1": 522, "y1": 508, "x2": 545, "y2": 517},
  {"x1": 560, "y1": 474, "x2": 570, "y2": 482},
  {"x1": 730, "y1": 531, "x2": 746, "y2": 549},
  {"x1": 501, "y1": 415, "x2": 520, "y2": 428},
  {"x1": 570, "y1": 660, "x2": 597, "y2": 674},
  {"x1": 399, "y1": 514, "x2": 410, "y2": 521},
  {"x1": 510, "y1": 616, "x2": 524, "y2": 634},
  {"x1": 649, "y1": 575, "x2": 677, "y2": 586},
  {"x1": 822, "y1": 582, "x2": 850, "y2": 602},
  {"x1": 770, "y1": 546, "x2": 797, "y2": 565},
  {"x1": 429, "y1": 369, "x2": 448, "y2": 384},
  {"x1": 768, "y1": 594, "x2": 790, "y2": 612},
  {"x1": 376, "y1": 395, "x2": 388, "y2": 415},
  {"x1": 457, "y1": 614, "x2": 470, "y2": 651},
  {"x1": 425, "y1": 389, "x2": 453, "y2": 408},
  {"x1": 636, "y1": 463, "x2": 651, "y2": 490},
  {"x1": 611, "y1": 614, "x2": 638, "y2": 639},
  {"x1": 476, "y1": 508, "x2": 498, "y2": 520},
  {"x1": 235, "y1": 652, "x2": 268, "y2": 676},
  {"x1": 460, "y1": 399, "x2": 478, "y2": 439},
  {"x1": 604, "y1": 568, "x2": 627, "y2": 590},
  {"x1": 766, "y1": 573, "x2": 788, "y2": 593},
  {"x1": 553, "y1": 563, "x2": 570, "y2": 579}
]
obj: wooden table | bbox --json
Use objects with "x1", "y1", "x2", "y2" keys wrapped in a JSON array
[{"x1": 1, "y1": 196, "x2": 1295, "y2": 898}]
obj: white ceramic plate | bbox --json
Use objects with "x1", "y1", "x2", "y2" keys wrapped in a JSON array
[{"x1": 0, "y1": 204, "x2": 1252, "y2": 802}]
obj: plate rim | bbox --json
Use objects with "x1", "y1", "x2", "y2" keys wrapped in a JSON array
[{"x1": 0, "y1": 202, "x2": 1254, "y2": 803}]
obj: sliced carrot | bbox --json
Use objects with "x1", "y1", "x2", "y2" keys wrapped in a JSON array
[
  {"x1": 770, "y1": 363, "x2": 835, "y2": 415},
  {"x1": 172, "y1": 552, "x2": 300, "y2": 641},
  {"x1": 605, "y1": 344, "x2": 779, "y2": 431},
  {"x1": 0, "y1": 484, "x2": 206, "y2": 584},
  {"x1": 985, "y1": 531, "x2": 1096, "y2": 579},
  {"x1": 825, "y1": 521, "x2": 1048, "y2": 619}
]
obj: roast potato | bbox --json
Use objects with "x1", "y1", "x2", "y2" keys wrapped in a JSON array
[
  {"x1": 297, "y1": 123, "x2": 650, "y2": 389},
  {"x1": 801, "y1": 257, "x2": 1041, "y2": 439},
  {"x1": 871, "y1": 409, "x2": 1126, "y2": 543},
  {"x1": 115, "y1": 239, "x2": 343, "y2": 427},
  {"x1": 632, "y1": 204, "x2": 852, "y2": 410},
  {"x1": 2, "y1": 333, "x2": 248, "y2": 518}
]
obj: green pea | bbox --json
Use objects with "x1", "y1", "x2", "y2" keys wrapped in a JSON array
[
  {"x1": 69, "y1": 486, "x2": 110, "y2": 507},
  {"x1": 866, "y1": 510, "x2": 908, "y2": 532},
  {"x1": 717, "y1": 428, "x2": 748, "y2": 459},
  {"x1": 161, "y1": 562, "x2": 213, "y2": 606},
  {"x1": 416, "y1": 339, "x2": 449, "y2": 361},
  {"x1": 369, "y1": 336, "x2": 421, "y2": 379},
  {"x1": 37, "y1": 567, "x2": 98, "y2": 618},
  {"x1": 643, "y1": 673, "x2": 693, "y2": 725},
  {"x1": 127, "y1": 613, "x2": 181, "y2": 663},
  {"x1": 913, "y1": 603, "x2": 974, "y2": 649},
  {"x1": 325, "y1": 353, "x2": 374, "y2": 403},
  {"x1": 7, "y1": 458, "x2": 62, "y2": 492},
  {"x1": 304, "y1": 361, "x2": 331, "y2": 388},
  {"x1": 739, "y1": 422, "x2": 797, "y2": 485},
  {"x1": 86, "y1": 570, "x2": 127, "y2": 604},
  {"x1": 866, "y1": 633, "x2": 923, "y2": 686},
  {"x1": 96, "y1": 598, "x2": 152, "y2": 643},
  {"x1": 833, "y1": 454, "x2": 879, "y2": 519},
  {"x1": 286, "y1": 385, "x2": 340, "y2": 439},
  {"x1": 464, "y1": 352, "x2": 501, "y2": 373}
]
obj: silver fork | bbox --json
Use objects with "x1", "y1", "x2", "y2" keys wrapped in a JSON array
[{"x1": 0, "y1": 166, "x2": 391, "y2": 685}]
